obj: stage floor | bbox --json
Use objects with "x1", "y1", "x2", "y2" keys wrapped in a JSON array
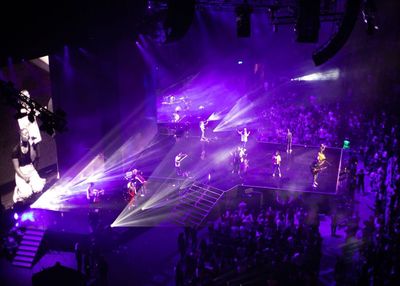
[
  {"x1": 138, "y1": 133, "x2": 342, "y2": 194},
  {"x1": 9, "y1": 132, "x2": 342, "y2": 234}
]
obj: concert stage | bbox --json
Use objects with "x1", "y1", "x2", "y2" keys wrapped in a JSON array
[
  {"x1": 7, "y1": 131, "x2": 343, "y2": 230},
  {"x1": 136, "y1": 132, "x2": 343, "y2": 195},
  {"x1": 1, "y1": 131, "x2": 345, "y2": 286},
  {"x1": 9, "y1": 130, "x2": 343, "y2": 235},
  {"x1": 0, "y1": 131, "x2": 345, "y2": 282}
]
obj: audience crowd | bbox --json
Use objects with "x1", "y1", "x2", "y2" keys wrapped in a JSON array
[
  {"x1": 1, "y1": 89, "x2": 399, "y2": 285},
  {"x1": 176, "y1": 91, "x2": 400, "y2": 285},
  {"x1": 175, "y1": 197, "x2": 322, "y2": 285}
]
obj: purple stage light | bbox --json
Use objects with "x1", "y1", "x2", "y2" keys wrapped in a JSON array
[
  {"x1": 213, "y1": 95, "x2": 258, "y2": 132},
  {"x1": 63, "y1": 45, "x2": 69, "y2": 57},
  {"x1": 78, "y1": 48, "x2": 89, "y2": 56}
]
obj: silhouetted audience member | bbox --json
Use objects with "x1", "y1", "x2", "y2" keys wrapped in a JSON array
[
  {"x1": 84, "y1": 251, "x2": 91, "y2": 278},
  {"x1": 331, "y1": 210, "x2": 338, "y2": 237},
  {"x1": 178, "y1": 232, "x2": 186, "y2": 258},
  {"x1": 175, "y1": 259, "x2": 184, "y2": 286},
  {"x1": 176, "y1": 198, "x2": 322, "y2": 285},
  {"x1": 96, "y1": 255, "x2": 108, "y2": 286},
  {"x1": 356, "y1": 169, "x2": 365, "y2": 194},
  {"x1": 74, "y1": 241, "x2": 83, "y2": 273}
]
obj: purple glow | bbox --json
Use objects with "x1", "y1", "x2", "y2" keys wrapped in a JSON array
[
  {"x1": 78, "y1": 47, "x2": 89, "y2": 55},
  {"x1": 63, "y1": 45, "x2": 69, "y2": 58},
  {"x1": 31, "y1": 119, "x2": 158, "y2": 212},
  {"x1": 62, "y1": 45, "x2": 73, "y2": 79},
  {"x1": 291, "y1": 69, "x2": 340, "y2": 81},
  {"x1": 137, "y1": 34, "x2": 150, "y2": 49},
  {"x1": 214, "y1": 95, "x2": 259, "y2": 132},
  {"x1": 21, "y1": 211, "x2": 35, "y2": 222},
  {"x1": 207, "y1": 111, "x2": 222, "y2": 121}
]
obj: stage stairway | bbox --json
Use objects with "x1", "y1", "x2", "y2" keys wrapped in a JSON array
[
  {"x1": 12, "y1": 227, "x2": 46, "y2": 268},
  {"x1": 173, "y1": 182, "x2": 225, "y2": 228}
]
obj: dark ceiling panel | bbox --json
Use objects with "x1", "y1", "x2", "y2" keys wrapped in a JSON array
[{"x1": 0, "y1": 0, "x2": 148, "y2": 66}]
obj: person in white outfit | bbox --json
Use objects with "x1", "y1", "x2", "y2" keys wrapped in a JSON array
[
  {"x1": 238, "y1": 127, "x2": 250, "y2": 147},
  {"x1": 12, "y1": 128, "x2": 46, "y2": 203},
  {"x1": 200, "y1": 120, "x2": 208, "y2": 141}
]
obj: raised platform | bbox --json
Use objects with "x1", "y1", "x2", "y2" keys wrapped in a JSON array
[
  {"x1": 138, "y1": 133, "x2": 342, "y2": 195},
  {"x1": 10, "y1": 132, "x2": 343, "y2": 235}
]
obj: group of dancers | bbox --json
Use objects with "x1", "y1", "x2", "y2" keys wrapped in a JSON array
[
  {"x1": 119, "y1": 124, "x2": 329, "y2": 209},
  {"x1": 231, "y1": 146, "x2": 249, "y2": 177},
  {"x1": 177, "y1": 123, "x2": 329, "y2": 188}
]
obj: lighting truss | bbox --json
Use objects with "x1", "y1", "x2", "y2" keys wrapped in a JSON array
[{"x1": 199, "y1": 0, "x2": 346, "y2": 24}]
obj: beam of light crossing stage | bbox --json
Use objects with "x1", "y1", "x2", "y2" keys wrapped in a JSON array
[
  {"x1": 112, "y1": 99, "x2": 261, "y2": 226},
  {"x1": 213, "y1": 94, "x2": 259, "y2": 132},
  {"x1": 291, "y1": 69, "x2": 340, "y2": 82},
  {"x1": 141, "y1": 144, "x2": 232, "y2": 211},
  {"x1": 31, "y1": 104, "x2": 158, "y2": 211},
  {"x1": 111, "y1": 145, "x2": 233, "y2": 228}
]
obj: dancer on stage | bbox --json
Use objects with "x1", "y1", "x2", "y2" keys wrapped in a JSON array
[
  {"x1": 238, "y1": 127, "x2": 250, "y2": 148},
  {"x1": 272, "y1": 150, "x2": 282, "y2": 178},
  {"x1": 175, "y1": 152, "x2": 188, "y2": 177},
  {"x1": 239, "y1": 147, "x2": 249, "y2": 177},
  {"x1": 124, "y1": 168, "x2": 147, "y2": 208},
  {"x1": 87, "y1": 182, "x2": 104, "y2": 204},
  {"x1": 286, "y1": 128, "x2": 293, "y2": 154},
  {"x1": 199, "y1": 120, "x2": 208, "y2": 142},
  {"x1": 311, "y1": 144, "x2": 328, "y2": 188},
  {"x1": 231, "y1": 147, "x2": 241, "y2": 175}
]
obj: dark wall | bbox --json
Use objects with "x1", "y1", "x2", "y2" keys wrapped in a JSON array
[
  {"x1": 2, "y1": 1, "x2": 400, "y2": 185},
  {"x1": 0, "y1": 1, "x2": 148, "y2": 66},
  {"x1": 49, "y1": 38, "x2": 153, "y2": 176},
  {"x1": 50, "y1": 43, "x2": 117, "y2": 176}
]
